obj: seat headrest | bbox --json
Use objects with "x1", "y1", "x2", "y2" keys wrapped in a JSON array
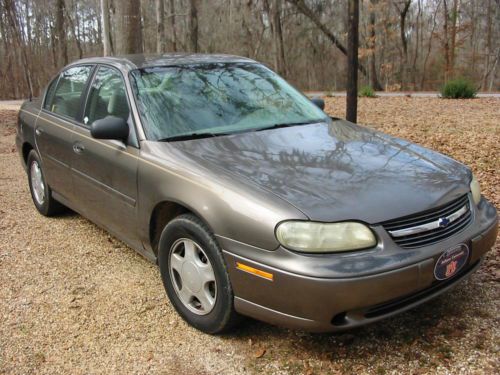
[{"x1": 107, "y1": 90, "x2": 129, "y2": 119}]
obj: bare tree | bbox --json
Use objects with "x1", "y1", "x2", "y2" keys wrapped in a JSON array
[
  {"x1": 393, "y1": 0, "x2": 411, "y2": 89},
  {"x1": 64, "y1": 4, "x2": 83, "y2": 59},
  {"x1": 264, "y1": 0, "x2": 287, "y2": 76},
  {"x1": 0, "y1": 0, "x2": 499, "y2": 99},
  {"x1": 368, "y1": 0, "x2": 383, "y2": 90},
  {"x1": 116, "y1": 0, "x2": 143, "y2": 54},
  {"x1": 420, "y1": 0, "x2": 441, "y2": 89},
  {"x1": 169, "y1": 0, "x2": 177, "y2": 51},
  {"x1": 2, "y1": 0, "x2": 33, "y2": 97},
  {"x1": 481, "y1": 0, "x2": 493, "y2": 89},
  {"x1": 443, "y1": 0, "x2": 450, "y2": 81},
  {"x1": 100, "y1": 0, "x2": 113, "y2": 56},
  {"x1": 188, "y1": 0, "x2": 199, "y2": 52},
  {"x1": 272, "y1": 0, "x2": 287, "y2": 77},
  {"x1": 449, "y1": 0, "x2": 459, "y2": 78},
  {"x1": 346, "y1": 0, "x2": 359, "y2": 123},
  {"x1": 55, "y1": 0, "x2": 68, "y2": 65},
  {"x1": 156, "y1": 0, "x2": 166, "y2": 53},
  {"x1": 286, "y1": 0, "x2": 381, "y2": 88}
]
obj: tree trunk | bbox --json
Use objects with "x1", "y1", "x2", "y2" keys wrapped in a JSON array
[
  {"x1": 412, "y1": 0, "x2": 422, "y2": 87},
  {"x1": 241, "y1": 0, "x2": 254, "y2": 57},
  {"x1": 449, "y1": 0, "x2": 459, "y2": 78},
  {"x1": 394, "y1": 0, "x2": 411, "y2": 89},
  {"x1": 169, "y1": 0, "x2": 177, "y2": 51},
  {"x1": 117, "y1": 0, "x2": 143, "y2": 54},
  {"x1": 272, "y1": 0, "x2": 286, "y2": 77},
  {"x1": 64, "y1": 6, "x2": 83, "y2": 59},
  {"x1": 481, "y1": 0, "x2": 492, "y2": 90},
  {"x1": 264, "y1": 0, "x2": 287, "y2": 76},
  {"x1": 443, "y1": 0, "x2": 450, "y2": 81},
  {"x1": 100, "y1": 0, "x2": 113, "y2": 56},
  {"x1": 346, "y1": 0, "x2": 359, "y2": 123},
  {"x1": 368, "y1": 0, "x2": 382, "y2": 90},
  {"x1": 156, "y1": 0, "x2": 166, "y2": 53},
  {"x1": 188, "y1": 0, "x2": 199, "y2": 52},
  {"x1": 55, "y1": 0, "x2": 68, "y2": 66}
]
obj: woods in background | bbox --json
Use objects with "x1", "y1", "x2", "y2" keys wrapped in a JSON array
[{"x1": 0, "y1": 0, "x2": 499, "y2": 100}]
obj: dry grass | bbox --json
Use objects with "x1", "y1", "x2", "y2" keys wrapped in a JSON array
[{"x1": 0, "y1": 98, "x2": 499, "y2": 375}]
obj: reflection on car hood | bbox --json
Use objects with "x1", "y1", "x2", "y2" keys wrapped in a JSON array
[{"x1": 169, "y1": 120, "x2": 471, "y2": 223}]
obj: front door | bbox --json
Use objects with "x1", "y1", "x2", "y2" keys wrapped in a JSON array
[{"x1": 70, "y1": 66, "x2": 141, "y2": 249}]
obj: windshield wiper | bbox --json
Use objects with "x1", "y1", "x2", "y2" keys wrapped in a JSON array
[
  {"x1": 158, "y1": 132, "x2": 228, "y2": 142},
  {"x1": 253, "y1": 120, "x2": 317, "y2": 132}
]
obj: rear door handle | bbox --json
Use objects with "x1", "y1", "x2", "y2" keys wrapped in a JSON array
[
  {"x1": 73, "y1": 143, "x2": 85, "y2": 154},
  {"x1": 35, "y1": 128, "x2": 43, "y2": 136}
]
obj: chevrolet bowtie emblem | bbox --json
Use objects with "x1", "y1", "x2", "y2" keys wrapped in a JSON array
[{"x1": 438, "y1": 217, "x2": 451, "y2": 228}]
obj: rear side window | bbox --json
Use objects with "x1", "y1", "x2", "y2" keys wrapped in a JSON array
[
  {"x1": 43, "y1": 76, "x2": 60, "y2": 110},
  {"x1": 50, "y1": 66, "x2": 92, "y2": 120},
  {"x1": 84, "y1": 66, "x2": 130, "y2": 125}
]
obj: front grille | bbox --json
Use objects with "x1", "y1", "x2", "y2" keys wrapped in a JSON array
[{"x1": 382, "y1": 194, "x2": 472, "y2": 248}]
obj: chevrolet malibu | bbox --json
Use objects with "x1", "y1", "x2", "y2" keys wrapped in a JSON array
[{"x1": 16, "y1": 54, "x2": 498, "y2": 334}]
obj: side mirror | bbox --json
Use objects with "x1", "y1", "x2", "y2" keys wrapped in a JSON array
[
  {"x1": 91, "y1": 116, "x2": 129, "y2": 140},
  {"x1": 311, "y1": 97, "x2": 325, "y2": 111}
]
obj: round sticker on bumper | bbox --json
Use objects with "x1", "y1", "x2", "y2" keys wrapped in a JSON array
[{"x1": 434, "y1": 244, "x2": 469, "y2": 281}]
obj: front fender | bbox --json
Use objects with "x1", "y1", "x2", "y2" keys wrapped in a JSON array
[{"x1": 137, "y1": 141, "x2": 307, "y2": 254}]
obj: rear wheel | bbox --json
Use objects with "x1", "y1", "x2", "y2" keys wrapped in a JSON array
[
  {"x1": 27, "y1": 150, "x2": 65, "y2": 216},
  {"x1": 158, "y1": 214, "x2": 240, "y2": 334}
]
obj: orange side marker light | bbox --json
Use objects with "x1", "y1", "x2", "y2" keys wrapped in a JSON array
[{"x1": 236, "y1": 262, "x2": 274, "y2": 281}]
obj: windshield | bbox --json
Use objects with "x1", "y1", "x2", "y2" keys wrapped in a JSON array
[{"x1": 130, "y1": 63, "x2": 329, "y2": 140}]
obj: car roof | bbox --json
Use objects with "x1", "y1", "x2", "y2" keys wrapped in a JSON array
[{"x1": 69, "y1": 53, "x2": 257, "y2": 71}]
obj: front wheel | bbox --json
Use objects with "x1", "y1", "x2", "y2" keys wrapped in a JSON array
[{"x1": 158, "y1": 214, "x2": 240, "y2": 334}]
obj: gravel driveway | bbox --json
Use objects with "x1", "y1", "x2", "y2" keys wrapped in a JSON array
[{"x1": 1, "y1": 98, "x2": 498, "y2": 375}]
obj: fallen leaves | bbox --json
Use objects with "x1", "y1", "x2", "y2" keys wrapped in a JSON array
[{"x1": 254, "y1": 348, "x2": 267, "y2": 359}]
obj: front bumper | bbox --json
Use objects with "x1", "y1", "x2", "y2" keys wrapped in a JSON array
[{"x1": 221, "y1": 198, "x2": 498, "y2": 332}]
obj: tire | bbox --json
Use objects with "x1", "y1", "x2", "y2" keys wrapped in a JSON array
[
  {"x1": 158, "y1": 213, "x2": 240, "y2": 334},
  {"x1": 27, "y1": 150, "x2": 65, "y2": 216}
]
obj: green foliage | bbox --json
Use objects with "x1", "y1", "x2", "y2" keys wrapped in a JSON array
[
  {"x1": 358, "y1": 85, "x2": 376, "y2": 98},
  {"x1": 440, "y1": 78, "x2": 477, "y2": 99}
]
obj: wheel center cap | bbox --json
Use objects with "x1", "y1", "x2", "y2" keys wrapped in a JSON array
[{"x1": 181, "y1": 262, "x2": 201, "y2": 292}]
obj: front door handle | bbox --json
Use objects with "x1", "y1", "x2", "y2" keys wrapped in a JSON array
[
  {"x1": 35, "y1": 128, "x2": 43, "y2": 136},
  {"x1": 73, "y1": 143, "x2": 85, "y2": 154}
]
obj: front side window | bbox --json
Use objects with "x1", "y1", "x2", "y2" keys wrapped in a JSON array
[
  {"x1": 130, "y1": 63, "x2": 329, "y2": 140},
  {"x1": 50, "y1": 66, "x2": 92, "y2": 120},
  {"x1": 84, "y1": 66, "x2": 130, "y2": 125}
]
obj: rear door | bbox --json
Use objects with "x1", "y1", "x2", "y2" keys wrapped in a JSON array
[
  {"x1": 70, "y1": 65, "x2": 141, "y2": 249},
  {"x1": 36, "y1": 65, "x2": 93, "y2": 201}
]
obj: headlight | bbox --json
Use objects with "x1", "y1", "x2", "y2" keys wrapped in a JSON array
[
  {"x1": 275, "y1": 221, "x2": 376, "y2": 253},
  {"x1": 470, "y1": 174, "x2": 481, "y2": 205}
]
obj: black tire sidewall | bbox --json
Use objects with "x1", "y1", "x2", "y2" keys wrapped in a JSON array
[
  {"x1": 158, "y1": 214, "x2": 235, "y2": 334},
  {"x1": 27, "y1": 150, "x2": 50, "y2": 216}
]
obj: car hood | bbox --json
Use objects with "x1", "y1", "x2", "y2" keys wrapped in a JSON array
[{"x1": 167, "y1": 120, "x2": 471, "y2": 223}]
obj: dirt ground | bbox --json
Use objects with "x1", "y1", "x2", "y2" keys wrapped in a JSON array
[{"x1": 0, "y1": 97, "x2": 498, "y2": 375}]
